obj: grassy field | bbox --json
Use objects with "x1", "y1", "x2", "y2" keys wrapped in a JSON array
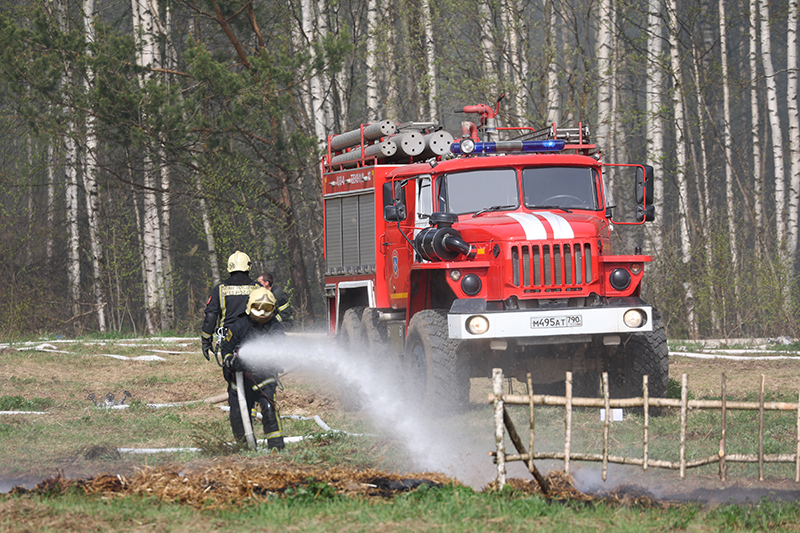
[{"x1": 2, "y1": 333, "x2": 800, "y2": 531}]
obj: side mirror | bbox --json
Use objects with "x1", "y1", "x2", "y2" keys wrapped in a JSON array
[
  {"x1": 384, "y1": 204, "x2": 407, "y2": 222},
  {"x1": 636, "y1": 204, "x2": 655, "y2": 222},
  {"x1": 635, "y1": 164, "x2": 654, "y2": 205},
  {"x1": 382, "y1": 181, "x2": 407, "y2": 222}
]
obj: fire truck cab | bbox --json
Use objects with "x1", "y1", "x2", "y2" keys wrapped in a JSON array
[{"x1": 323, "y1": 104, "x2": 667, "y2": 410}]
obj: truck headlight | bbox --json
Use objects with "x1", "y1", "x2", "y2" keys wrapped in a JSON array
[
  {"x1": 466, "y1": 315, "x2": 489, "y2": 335},
  {"x1": 623, "y1": 309, "x2": 646, "y2": 328}
]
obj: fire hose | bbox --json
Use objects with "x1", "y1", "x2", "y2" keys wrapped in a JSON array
[{"x1": 235, "y1": 371, "x2": 257, "y2": 450}]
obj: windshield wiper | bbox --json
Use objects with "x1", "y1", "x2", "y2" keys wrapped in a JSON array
[
  {"x1": 529, "y1": 205, "x2": 573, "y2": 213},
  {"x1": 472, "y1": 204, "x2": 516, "y2": 218}
]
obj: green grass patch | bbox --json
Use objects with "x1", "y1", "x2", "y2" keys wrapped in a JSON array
[
  {"x1": 0, "y1": 396, "x2": 53, "y2": 411},
  {"x1": 5, "y1": 485, "x2": 800, "y2": 532}
]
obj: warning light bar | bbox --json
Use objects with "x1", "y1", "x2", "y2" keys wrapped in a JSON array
[{"x1": 451, "y1": 139, "x2": 566, "y2": 155}]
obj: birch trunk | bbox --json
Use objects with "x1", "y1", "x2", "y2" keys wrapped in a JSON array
[
  {"x1": 750, "y1": 0, "x2": 764, "y2": 243},
  {"x1": 421, "y1": 0, "x2": 438, "y2": 119},
  {"x1": 546, "y1": 0, "x2": 560, "y2": 125},
  {"x1": 83, "y1": 0, "x2": 106, "y2": 331},
  {"x1": 645, "y1": 0, "x2": 665, "y2": 255},
  {"x1": 691, "y1": 40, "x2": 717, "y2": 331},
  {"x1": 719, "y1": 0, "x2": 741, "y2": 327},
  {"x1": 668, "y1": 0, "x2": 697, "y2": 337},
  {"x1": 46, "y1": 142, "x2": 55, "y2": 262},
  {"x1": 303, "y1": 0, "x2": 326, "y2": 147},
  {"x1": 595, "y1": 0, "x2": 613, "y2": 152},
  {"x1": 760, "y1": 0, "x2": 788, "y2": 291},
  {"x1": 365, "y1": 0, "x2": 379, "y2": 121},
  {"x1": 57, "y1": 0, "x2": 80, "y2": 318},
  {"x1": 316, "y1": 0, "x2": 335, "y2": 132},
  {"x1": 479, "y1": 1, "x2": 496, "y2": 91},
  {"x1": 65, "y1": 133, "x2": 80, "y2": 318},
  {"x1": 132, "y1": 0, "x2": 163, "y2": 330},
  {"x1": 502, "y1": 0, "x2": 527, "y2": 118},
  {"x1": 787, "y1": 0, "x2": 800, "y2": 259}
]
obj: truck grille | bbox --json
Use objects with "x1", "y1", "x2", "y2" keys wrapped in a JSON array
[{"x1": 511, "y1": 242, "x2": 593, "y2": 292}]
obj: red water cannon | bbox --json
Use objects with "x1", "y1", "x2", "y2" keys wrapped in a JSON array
[{"x1": 455, "y1": 94, "x2": 505, "y2": 142}]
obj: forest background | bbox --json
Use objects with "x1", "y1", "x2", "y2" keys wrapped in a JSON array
[{"x1": 0, "y1": 0, "x2": 796, "y2": 340}]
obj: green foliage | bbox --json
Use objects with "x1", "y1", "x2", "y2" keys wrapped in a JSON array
[
  {"x1": 283, "y1": 478, "x2": 338, "y2": 502},
  {"x1": 0, "y1": 395, "x2": 53, "y2": 411},
  {"x1": 666, "y1": 378, "x2": 695, "y2": 400}
]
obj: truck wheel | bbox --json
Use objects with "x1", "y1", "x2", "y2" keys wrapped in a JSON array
[
  {"x1": 573, "y1": 372, "x2": 600, "y2": 398},
  {"x1": 404, "y1": 309, "x2": 469, "y2": 412},
  {"x1": 339, "y1": 306, "x2": 365, "y2": 411},
  {"x1": 360, "y1": 308, "x2": 387, "y2": 350},
  {"x1": 612, "y1": 312, "x2": 669, "y2": 400}
]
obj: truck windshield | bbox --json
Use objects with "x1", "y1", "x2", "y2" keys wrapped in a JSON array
[
  {"x1": 440, "y1": 169, "x2": 519, "y2": 214},
  {"x1": 522, "y1": 167, "x2": 598, "y2": 210}
]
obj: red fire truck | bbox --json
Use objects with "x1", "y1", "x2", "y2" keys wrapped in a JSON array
[{"x1": 322, "y1": 100, "x2": 667, "y2": 409}]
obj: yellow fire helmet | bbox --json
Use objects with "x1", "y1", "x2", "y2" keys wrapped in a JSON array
[
  {"x1": 246, "y1": 287, "x2": 276, "y2": 323},
  {"x1": 227, "y1": 250, "x2": 251, "y2": 273}
]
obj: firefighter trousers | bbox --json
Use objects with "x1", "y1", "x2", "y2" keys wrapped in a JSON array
[{"x1": 227, "y1": 375, "x2": 284, "y2": 449}]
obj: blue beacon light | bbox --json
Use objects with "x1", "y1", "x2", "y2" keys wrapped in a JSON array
[{"x1": 451, "y1": 139, "x2": 566, "y2": 155}]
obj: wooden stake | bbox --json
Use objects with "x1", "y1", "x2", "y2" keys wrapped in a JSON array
[
  {"x1": 602, "y1": 372, "x2": 609, "y2": 481},
  {"x1": 643, "y1": 374, "x2": 649, "y2": 472},
  {"x1": 503, "y1": 407, "x2": 550, "y2": 494},
  {"x1": 796, "y1": 385, "x2": 800, "y2": 483},
  {"x1": 759, "y1": 374, "x2": 765, "y2": 481},
  {"x1": 680, "y1": 373, "x2": 687, "y2": 479},
  {"x1": 493, "y1": 368, "x2": 506, "y2": 489},
  {"x1": 565, "y1": 371, "x2": 573, "y2": 475},
  {"x1": 528, "y1": 373, "x2": 535, "y2": 475},
  {"x1": 720, "y1": 373, "x2": 727, "y2": 482}
]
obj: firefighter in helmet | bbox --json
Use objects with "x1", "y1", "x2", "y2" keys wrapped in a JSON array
[
  {"x1": 256, "y1": 272, "x2": 295, "y2": 330},
  {"x1": 201, "y1": 251, "x2": 259, "y2": 362},
  {"x1": 220, "y1": 287, "x2": 286, "y2": 450}
]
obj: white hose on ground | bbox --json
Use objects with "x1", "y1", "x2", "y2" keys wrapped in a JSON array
[{"x1": 235, "y1": 371, "x2": 257, "y2": 450}]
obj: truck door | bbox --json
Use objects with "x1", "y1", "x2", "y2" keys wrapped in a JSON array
[{"x1": 382, "y1": 179, "x2": 417, "y2": 309}]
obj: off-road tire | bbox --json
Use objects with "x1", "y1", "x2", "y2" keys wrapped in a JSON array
[
  {"x1": 404, "y1": 309, "x2": 469, "y2": 412},
  {"x1": 573, "y1": 372, "x2": 601, "y2": 398},
  {"x1": 339, "y1": 306, "x2": 365, "y2": 410},
  {"x1": 612, "y1": 311, "x2": 669, "y2": 400},
  {"x1": 360, "y1": 308, "x2": 402, "y2": 376},
  {"x1": 360, "y1": 308, "x2": 388, "y2": 350}
]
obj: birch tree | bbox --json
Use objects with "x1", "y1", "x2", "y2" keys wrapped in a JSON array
[
  {"x1": 787, "y1": 0, "x2": 800, "y2": 260},
  {"x1": 365, "y1": 0, "x2": 379, "y2": 121},
  {"x1": 645, "y1": 0, "x2": 665, "y2": 255},
  {"x1": 82, "y1": 0, "x2": 106, "y2": 331},
  {"x1": 595, "y1": 0, "x2": 613, "y2": 152},
  {"x1": 668, "y1": 0, "x2": 697, "y2": 337},
  {"x1": 750, "y1": 0, "x2": 764, "y2": 242},
  {"x1": 719, "y1": 0, "x2": 740, "y2": 326},
  {"x1": 57, "y1": 0, "x2": 80, "y2": 319},
  {"x1": 545, "y1": 0, "x2": 560, "y2": 125},
  {"x1": 421, "y1": 0, "x2": 438, "y2": 119},
  {"x1": 759, "y1": 0, "x2": 788, "y2": 321}
]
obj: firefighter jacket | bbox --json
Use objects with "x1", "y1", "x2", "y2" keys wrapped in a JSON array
[
  {"x1": 220, "y1": 313, "x2": 285, "y2": 384},
  {"x1": 201, "y1": 271, "x2": 259, "y2": 344},
  {"x1": 271, "y1": 285, "x2": 294, "y2": 327}
]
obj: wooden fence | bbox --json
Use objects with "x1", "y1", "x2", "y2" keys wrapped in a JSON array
[{"x1": 489, "y1": 368, "x2": 800, "y2": 490}]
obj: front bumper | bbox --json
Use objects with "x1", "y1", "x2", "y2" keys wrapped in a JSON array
[{"x1": 447, "y1": 297, "x2": 652, "y2": 339}]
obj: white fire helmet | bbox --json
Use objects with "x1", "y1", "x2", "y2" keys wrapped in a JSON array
[
  {"x1": 227, "y1": 251, "x2": 251, "y2": 273},
  {"x1": 246, "y1": 288, "x2": 276, "y2": 323}
]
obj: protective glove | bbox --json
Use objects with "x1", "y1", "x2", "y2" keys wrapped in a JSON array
[
  {"x1": 201, "y1": 337, "x2": 212, "y2": 361},
  {"x1": 224, "y1": 353, "x2": 245, "y2": 373}
]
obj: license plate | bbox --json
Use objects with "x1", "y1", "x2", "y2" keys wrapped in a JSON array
[{"x1": 530, "y1": 315, "x2": 583, "y2": 329}]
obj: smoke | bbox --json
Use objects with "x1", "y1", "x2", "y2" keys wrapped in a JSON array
[{"x1": 236, "y1": 333, "x2": 532, "y2": 487}]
